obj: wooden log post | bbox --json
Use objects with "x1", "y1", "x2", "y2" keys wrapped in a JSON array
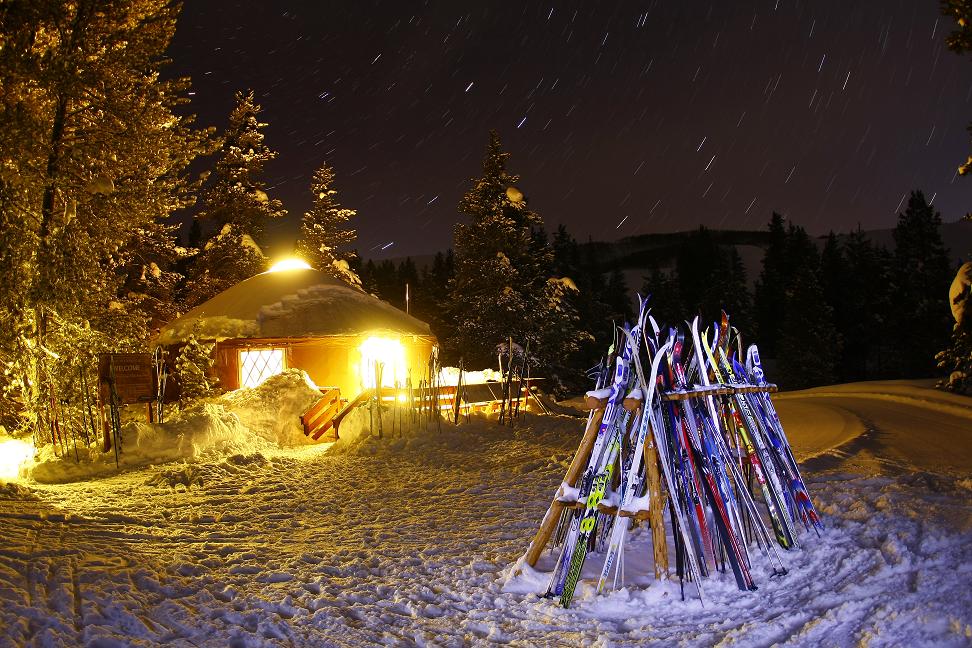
[
  {"x1": 522, "y1": 408, "x2": 605, "y2": 569},
  {"x1": 643, "y1": 424, "x2": 669, "y2": 579}
]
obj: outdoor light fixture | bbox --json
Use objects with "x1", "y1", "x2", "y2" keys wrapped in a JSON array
[
  {"x1": 267, "y1": 258, "x2": 313, "y2": 273},
  {"x1": 0, "y1": 438, "x2": 34, "y2": 480},
  {"x1": 359, "y1": 336, "x2": 406, "y2": 390}
]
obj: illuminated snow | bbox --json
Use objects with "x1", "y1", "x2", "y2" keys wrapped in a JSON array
[{"x1": 0, "y1": 378, "x2": 970, "y2": 646}]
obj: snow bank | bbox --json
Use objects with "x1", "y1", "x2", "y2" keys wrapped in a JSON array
[{"x1": 27, "y1": 370, "x2": 322, "y2": 484}]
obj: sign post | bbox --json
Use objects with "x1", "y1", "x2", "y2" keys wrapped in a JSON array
[{"x1": 98, "y1": 353, "x2": 156, "y2": 452}]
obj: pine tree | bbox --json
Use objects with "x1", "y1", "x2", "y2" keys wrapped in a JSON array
[
  {"x1": 844, "y1": 230, "x2": 895, "y2": 378},
  {"x1": 448, "y1": 131, "x2": 581, "y2": 374},
  {"x1": 937, "y1": 262, "x2": 972, "y2": 392},
  {"x1": 754, "y1": 213, "x2": 789, "y2": 357},
  {"x1": 604, "y1": 268, "x2": 634, "y2": 325},
  {"x1": 641, "y1": 264, "x2": 680, "y2": 331},
  {"x1": 820, "y1": 232, "x2": 851, "y2": 380},
  {"x1": 175, "y1": 332, "x2": 215, "y2": 404},
  {"x1": 119, "y1": 219, "x2": 189, "y2": 330},
  {"x1": 942, "y1": 1, "x2": 972, "y2": 177},
  {"x1": 891, "y1": 191, "x2": 955, "y2": 377},
  {"x1": 203, "y1": 90, "x2": 285, "y2": 239},
  {"x1": 0, "y1": 0, "x2": 210, "y2": 434},
  {"x1": 671, "y1": 227, "x2": 751, "y2": 333},
  {"x1": 182, "y1": 90, "x2": 284, "y2": 307},
  {"x1": 295, "y1": 163, "x2": 359, "y2": 281},
  {"x1": 776, "y1": 265, "x2": 840, "y2": 390}
]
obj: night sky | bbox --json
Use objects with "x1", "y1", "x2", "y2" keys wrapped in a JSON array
[{"x1": 165, "y1": 0, "x2": 971, "y2": 259}]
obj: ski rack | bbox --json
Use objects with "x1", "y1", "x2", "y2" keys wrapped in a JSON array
[
  {"x1": 516, "y1": 382, "x2": 789, "y2": 582},
  {"x1": 582, "y1": 383, "x2": 778, "y2": 409}
]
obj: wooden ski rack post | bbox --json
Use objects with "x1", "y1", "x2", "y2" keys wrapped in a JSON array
[{"x1": 522, "y1": 407, "x2": 605, "y2": 569}]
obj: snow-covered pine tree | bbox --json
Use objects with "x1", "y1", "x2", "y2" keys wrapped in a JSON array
[
  {"x1": 204, "y1": 90, "x2": 286, "y2": 239},
  {"x1": 447, "y1": 131, "x2": 582, "y2": 373},
  {"x1": 891, "y1": 191, "x2": 954, "y2": 377},
  {"x1": 182, "y1": 90, "x2": 284, "y2": 308},
  {"x1": 119, "y1": 219, "x2": 191, "y2": 331},
  {"x1": 175, "y1": 332, "x2": 215, "y2": 404},
  {"x1": 938, "y1": 262, "x2": 972, "y2": 393},
  {"x1": 0, "y1": 0, "x2": 210, "y2": 436},
  {"x1": 295, "y1": 163, "x2": 360, "y2": 284}
]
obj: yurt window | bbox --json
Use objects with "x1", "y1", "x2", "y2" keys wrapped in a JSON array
[{"x1": 240, "y1": 348, "x2": 286, "y2": 388}]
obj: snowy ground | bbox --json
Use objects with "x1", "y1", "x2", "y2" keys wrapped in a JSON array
[{"x1": 1, "y1": 376, "x2": 971, "y2": 647}]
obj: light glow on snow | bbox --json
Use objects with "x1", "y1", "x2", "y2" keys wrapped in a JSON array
[
  {"x1": 359, "y1": 336, "x2": 406, "y2": 390},
  {"x1": 267, "y1": 258, "x2": 313, "y2": 273},
  {"x1": 0, "y1": 438, "x2": 33, "y2": 480}
]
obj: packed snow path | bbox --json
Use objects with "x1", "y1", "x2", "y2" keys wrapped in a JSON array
[
  {"x1": 1, "y1": 381, "x2": 971, "y2": 646},
  {"x1": 775, "y1": 379, "x2": 972, "y2": 476}
]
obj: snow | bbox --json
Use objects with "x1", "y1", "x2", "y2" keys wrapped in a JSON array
[
  {"x1": 951, "y1": 261, "x2": 972, "y2": 324},
  {"x1": 1, "y1": 378, "x2": 971, "y2": 646},
  {"x1": 156, "y1": 268, "x2": 430, "y2": 345}
]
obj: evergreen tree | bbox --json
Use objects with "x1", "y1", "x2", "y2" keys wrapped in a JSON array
[
  {"x1": 641, "y1": 264, "x2": 680, "y2": 331},
  {"x1": 720, "y1": 245, "x2": 753, "y2": 335},
  {"x1": 414, "y1": 250, "x2": 455, "y2": 347},
  {"x1": 891, "y1": 191, "x2": 955, "y2": 376},
  {"x1": 182, "y1": 224, "x2": 268, "y2": 309},
  {"x1": 937, "y1": 262, "x2": 972, "y2": 392},
  {"x1": 754, "y1": 213, "x2": 789, "y2": 357},
  {"x1": 360, "y1": 259, "x2": 379, "y2": 295},
  {"x1": 603, "y1": 268, "x2": 634, "y2": 325},
  {"x1": 295, "y1": 162, "x2": 359, "y2": 282},
  {"x1": 447, "y1": 131, "x2": 581, "y2": 375},
  {"x1": 942, "y1": 1, "x2": 972, "y2": 177},
  {"x1": 776, "y1": 265, "x2": 840, "y2": 390},
  {"x1": 672, "y1": 227, "x2": 751, "y2": 333},
  {"x1": 0, "y1": 0, "x2": 210, "y2": 434},
  {"x1": 119, "y1": 219, "x2": 189, "y2": 330},
  {"x1": 754, "y1": 215, "x2": 822, "y2": 359},
  {"x1": 182, "y1": 90, "x2": 284, "y2": 307},
  {"x1": 841, "y1": 230, "x2": 894, "y2": 379},
  {"x1": 175, "y1": 332, "x2": 215, "y2": 404},
  {"x1": 820, "y1": 232, "x2": 851, "y2": 380},
  {"x1": 396, "y1": 258, "x2": 419, "y2": 312},
  {"x1": 203, "y1": 90, "x2": 285, "y2": 239}
]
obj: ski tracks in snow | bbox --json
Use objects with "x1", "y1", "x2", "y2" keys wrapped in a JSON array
[{"x1": 0, "y1": 413, "x2": 971, "y2": 646}]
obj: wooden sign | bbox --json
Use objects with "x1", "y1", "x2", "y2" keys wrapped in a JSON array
[{"x1": 99, "y1": 353, "x2": 155, "y2": 404}]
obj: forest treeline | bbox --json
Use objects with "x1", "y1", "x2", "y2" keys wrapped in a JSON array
[
  {"x1": 0, "y1": 1, "x2": 963, "y2": 437},
  {"x1": 357, "y1": 186, "x2": 957, "y2": 393}
]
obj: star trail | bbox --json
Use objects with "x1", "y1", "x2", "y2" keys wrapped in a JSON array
[{"x1": 166, "y1": 0, "x2": 971, "y2": 257}]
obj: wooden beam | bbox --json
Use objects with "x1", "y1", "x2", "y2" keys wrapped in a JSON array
[{"x1": 522, "y1": 408, "x2": 605, "y2": 568}]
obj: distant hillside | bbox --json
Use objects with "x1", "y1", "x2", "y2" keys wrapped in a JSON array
[{"x1": 368, "y1": 219, "x2": 971, "y2": 283}]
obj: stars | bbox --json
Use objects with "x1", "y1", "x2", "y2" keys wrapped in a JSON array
[{"x1": 163, "y1": 0, "x2": 970, "y2": 253}]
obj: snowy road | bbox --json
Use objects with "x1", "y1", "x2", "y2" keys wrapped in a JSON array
[
  {"x1": 1, "y1": 381, "x2": 972, "y2": 646},
  {"x1": 777, "y1": 380, "x2": 972, "y2": 475}
]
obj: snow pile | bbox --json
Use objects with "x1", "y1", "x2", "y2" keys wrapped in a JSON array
[
  {"x1": 27, "y1": 370, "x2": 322, "y2": 484},
  {"x1": 438, "y1": 365, "x2": 503, "y2": 386}
]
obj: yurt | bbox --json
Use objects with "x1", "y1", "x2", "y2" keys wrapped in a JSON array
[{"x1": 156, "y1": 262, "x2": 437, "y2": 399}]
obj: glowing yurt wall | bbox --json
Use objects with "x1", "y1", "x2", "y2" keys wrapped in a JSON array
[{"x1": 156, "y1": 266, "x2": 437, "y2": 398}]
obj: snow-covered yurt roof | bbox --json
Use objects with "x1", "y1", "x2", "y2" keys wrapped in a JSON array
[{"x1": 156, "y1": 267, "x2": 432, "y2": 345}]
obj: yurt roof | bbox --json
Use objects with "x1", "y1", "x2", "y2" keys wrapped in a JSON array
[{"x1": 156, "y1": 268, "x2": 432, "y2": 345}]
